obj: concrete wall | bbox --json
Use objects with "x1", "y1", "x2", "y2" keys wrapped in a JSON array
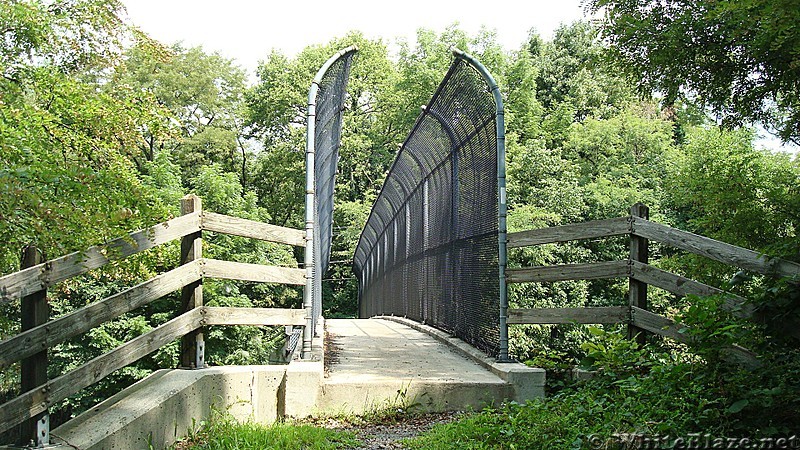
[{"x1": 51, "y1": 366, "x2": 286, "y2": 450}]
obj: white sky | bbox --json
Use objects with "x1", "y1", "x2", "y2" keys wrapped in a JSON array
[
  {"x1": 122, "y1": 0, "x2": 797, "y2": 154},
  {"x1": 123, "y1": 0, "x2": 588, "y2": 77}
]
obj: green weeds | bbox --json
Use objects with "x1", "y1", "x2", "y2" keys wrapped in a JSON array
[
  {"x1": 406, "y1": 320, "x2": 800, "y2": 449},
  {"x1": 174, "y1": 411, "x2": 359, "y2": 450}
]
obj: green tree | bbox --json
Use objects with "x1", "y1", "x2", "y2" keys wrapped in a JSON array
[
  {"x1": 531, "y1": 23, "x2": 633, "y2": 123},
  {"x1": 0, "y1": 0, "x2": 171, "y2": 271},
  {"x1": 247, "y1": 32, "x2": 400, "y2": 228},
  {"x1": 587, "y1": 0, "x2": 800, "y2": 144},
  {"x1": 117, "y1": 43, "x2": 250, "y2": 186},
  {"x1": 663, "y1": 127, "x2": 800, "y2": 284},
  {"x1": 564, "y1": 103, "x2": 675, "y2": 219}
]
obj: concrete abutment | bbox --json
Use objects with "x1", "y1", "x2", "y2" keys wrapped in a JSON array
[{"x1": 35, "y1": 319, "x2": 543, "y2": 450}]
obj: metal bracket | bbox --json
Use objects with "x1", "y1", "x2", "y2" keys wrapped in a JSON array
[
  {"x1": 195, "y1": 340, "x2": 205, "y2": 369},
  {"x1": 36, "y1": 413, "x2": 49, "y2": 447}
]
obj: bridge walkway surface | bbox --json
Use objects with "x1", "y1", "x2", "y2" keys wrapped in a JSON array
[{"x1": 319, "y1": 318, "x2": 542, "y2": 414}]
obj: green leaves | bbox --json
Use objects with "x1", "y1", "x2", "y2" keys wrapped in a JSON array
[
  {"x1": 117, "y1": 43, "x2": 248, "y2": 177},
  {"x1": 664, "y1": 126, "x2": 800, "y2": 262},
  {"x1": 727, "y1": 399, "x2": 749, "y2": 414},
  {"x1": 588, "y1": 0, "x2": 800, "y2": 144}
]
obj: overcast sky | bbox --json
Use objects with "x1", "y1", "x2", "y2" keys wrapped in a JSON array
[
  {"x1": 122, "y1": 0, "x2": 797, "y2": 153},
  {"x1": 123, "y1": 0, "x2": 588, "y2": 77}
]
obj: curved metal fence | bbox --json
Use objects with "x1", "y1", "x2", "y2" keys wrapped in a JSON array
[
  {"x1": 353, "y1": 50, "x2": 507, "y2": 357},
  {"x1": 304, "y1": 47, "x2": 356, "y2": 353}
]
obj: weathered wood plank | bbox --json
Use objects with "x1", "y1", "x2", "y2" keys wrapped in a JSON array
[
  {"x1": 180, "y1": 195, "x2": 204, "y2": 369},
  {"x1": 629, "y1": 261, "x2": 754, "y2": 316},
  {"x1": 631, "y1": 261, "x2": 800, "y2": 341},
  {"x1": 203, "y1": 259, "x2": 306, "y2": 285},
  {"x1": 19, "y1": 246, "x2": 48, "y2": 445},
  {"x1": 0, "y1": 261, "x2": 202, "y2": 370},
  {"x1": 202, "y1": 212, "x2": 306, "y2": 247},
  {"x1": 630, "y1": 306, "x2": 689, "y2": 343},
  {"x1": 628, "y1": 204, "x2": 649, "y2": 344},
  {"x1": 0, "y1": 309, "x2": 203, "y2": 434},
  {"x1": 630, "y1": 306, "x2": 760, "y2": 369},
  {"x1": 0, "y1": 212, "x2": 202, "y2": 304},
  {"x1": 633, "y1": 218, "x2": 800, "y2": 278},
  {"x1": 203, "y1": 307, "x2": 306, "y2": 326},
  {"x1": 507, "y1": 217, "x2": 630, "y2": 248},
  {"x1": 507, "y1": 260, "x2": 629, "y2": 284},
  {"x1": 508, "y1": 306, "x2": 630, "y2": 324}
]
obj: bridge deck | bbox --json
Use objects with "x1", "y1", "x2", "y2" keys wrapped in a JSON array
[{"x1": 324, "y1": 318, "x2": 504, "y2": 384}]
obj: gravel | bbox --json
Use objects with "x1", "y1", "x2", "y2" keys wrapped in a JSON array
[{"x1": 308, "y1": 411, "x2": 463, "y2": 449}]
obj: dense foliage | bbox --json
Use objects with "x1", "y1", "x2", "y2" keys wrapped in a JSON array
[
  {"x1": 587, "y1": 0, "x2": 800, "y2": 145},
  {"x1": 1, "y1": 0, "x2": 799, "y2": 443},
  {"x1": 409, "y1": 316, "x2": 800, "y2": 448}
]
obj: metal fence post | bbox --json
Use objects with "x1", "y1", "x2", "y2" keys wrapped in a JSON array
[
  {"x1": 303, "y1": 83, "x2": 317, "y2": 359},
  {"x1": 18, "y1": 245, "x2": 49, "y2": 446},
  {"x1": 629, "y1": 202, "x2": 650, "y2": 345},
  {"x1": 496, "y1": 100, "x2": 509, "y2": 363},
  {"x1": 180, "y1": 194, "x2": 205, "y2": 369},
  {"x1": 451, "y1": 48, "x2": 510, "y2": 362}
]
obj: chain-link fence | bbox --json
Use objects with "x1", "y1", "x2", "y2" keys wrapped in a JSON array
[
  {"x1": 304, "y1": 47, "x2": 356, "y2": 351},
  {"x1": 353, "y1": 50, "x2": 506, "y2": 357}
]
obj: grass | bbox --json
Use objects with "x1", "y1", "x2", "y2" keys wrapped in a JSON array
[
  {"x1": 174, "y1": 385, "x2": 423, "y2": 450},
  {"x1": 403, "y1": 326, "x2": 800, "y2": 450},
  {"x1": 174, "y1": 411, "x2": 360, "y2": 450}
]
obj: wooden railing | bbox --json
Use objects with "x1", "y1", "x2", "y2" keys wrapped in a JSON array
[
  {"x1": 506, "y1": 203, "x2": 800, "y2": 367},
  {"x1": 0, "y1": 195, "x2": 308, "y2": 443}
]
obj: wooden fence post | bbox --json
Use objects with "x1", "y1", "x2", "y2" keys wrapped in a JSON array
[
  {"x1": 180, "y1": 195, "x2": 205, "y2": 369},
  {"x1": 629, "y1": 203, "x2": 649, "y2": 345},
  {"x1": 18, "y1": 245, "x2": 49, "y2": 446}
]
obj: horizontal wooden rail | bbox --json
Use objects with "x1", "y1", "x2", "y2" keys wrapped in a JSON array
[
  {"x1": 508, "y1": 306, "x2": 629, "y2": 324},
  {"x1": 629, "y1": 261, "x2": 754, "y2": 317},
  {"x1": 507, "y1": 260, "x2": 629, "y2": 284},
  {"x1": 203, "y1": 259, "x2": 305, "y2": 285},
  {"x1": 0, "y1": 308, "x2": 203, "y2": 434},
  {"x1": 203, "y1": 307, "x2": 306, "y2": 326},
  {"x1": 633, "y1": 218, "x2": 800, "y2": 279},
  {"x1": 202, "y1": 212, "x2": 306, "y2": 247},
  {"x1": 0, "y1": 261, "x2": 202, "y2": 370},
  {"x1": 629, "y1": 306, "x2": 688, "y2": 343},
  {"x1": 630, "y1": 306, "x2": 759, "y2": 369},
  {"x1": 507, "y1": 216, "x2": 630, "y2": 248},
  {"x1": 0, "y1": 212, "x2": 202, "y2": 304},
  {"x1": 630, "y1": 261, "x2": 800, "y2": 341}
]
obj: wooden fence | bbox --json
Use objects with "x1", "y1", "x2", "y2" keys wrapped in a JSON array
[
  {"x1": 0, "y1": 195, "x2": 308, "y2": 443},
  {"x1": 506, "y1": 203, "x2": 800, "y2": 367}
]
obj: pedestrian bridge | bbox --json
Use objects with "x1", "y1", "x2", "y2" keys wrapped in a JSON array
[{"x1": 2, "y1": 46, "x2": 798, "y2": 450}]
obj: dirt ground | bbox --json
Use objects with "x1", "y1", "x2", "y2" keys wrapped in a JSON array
[{"x1": 307, "y1": 411, "x2": 462, "y2": 449}]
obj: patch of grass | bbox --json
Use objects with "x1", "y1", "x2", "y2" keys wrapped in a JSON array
[
  {"x1": 403, "y1": 374, "x2": 712, "y2": 450},
  {"x1": 175, "y1": 411, "x2": 360, "y2": 450}
]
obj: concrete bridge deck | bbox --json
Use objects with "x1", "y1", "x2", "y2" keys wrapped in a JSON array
[
  {"x1": 325, "y1": 318, "x2": 506, "y2": 384},
  {"x1": 321, "y1": 318, "x2": 516, "y2": 413}
]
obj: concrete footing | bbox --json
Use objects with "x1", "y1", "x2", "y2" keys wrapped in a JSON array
[
  {"x1": 29, "y1": 318, "x2": 545, "y2": 450},
  {"x1": 51, "y1": 366, "x2": 286, "y2": 450}
]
